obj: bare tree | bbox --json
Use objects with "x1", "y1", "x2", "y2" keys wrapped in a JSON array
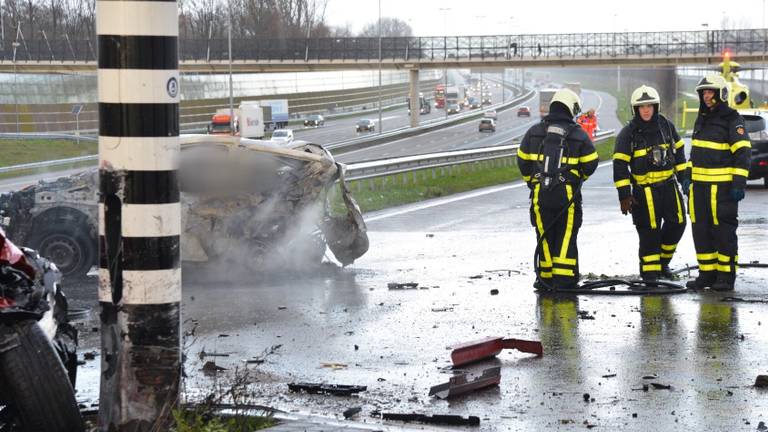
[{"x1": 358, "y1": 17, "x2": 413, "y2": 38}]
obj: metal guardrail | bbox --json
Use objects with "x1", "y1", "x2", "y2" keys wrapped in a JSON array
[
  {"x1": 327, "y1": 86, "x2": 532, "y2": 154},
  {"x1": 344, "y1": 129, "x2": 615, "y2": 181},
  {"x1": 0, "y1": 154, "x2": 97, "y2": 174},
  {"x1": 1, "y1": 29, "x2": 765, "y2": 63},
  {"x1": 0, "y1": 133, "x2": 97, "y2": 142}
]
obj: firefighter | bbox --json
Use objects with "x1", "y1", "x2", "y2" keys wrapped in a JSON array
[
  {"x1": 613, "y1": 85, "x2": 688, "y2": 281},
  {"x1": 578, "y1": 109, "x2": 597, "y2": 138},
  {"x1": 517, "y1": 88, "x2": 599, "y2": 290},
  {"x1": 685, "y1": 74, "x2": 751, "y2": 291}
]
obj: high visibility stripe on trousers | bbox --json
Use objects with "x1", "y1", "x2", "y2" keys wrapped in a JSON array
[
  {"x1": 641, "y1": 254, "x2": 662, "y2": 273},
  {"x1": 533, "y1": 184, "x2": 553, "y2": 279},
  {"x1": 97, "y1": 0, "x2": 181, "y2": 427},
  {"x1": 660, "y1": 243, "x2": 678, "y2": 260},
  {"x1": 644, "y1": 187, "x2": 657, "y2": 229},
  {"x1": 553, "y1": 185, "x2": 577, "y2": 277}
]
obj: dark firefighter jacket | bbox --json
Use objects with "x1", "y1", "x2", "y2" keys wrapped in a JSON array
[
  {"x1": 687, "y1": 102, "x2": 751, "y2": 189},
  {"x1": 613, "y1": 113, "x2": 687, "y2": 200},
  {"x1": 517, "y1": 105, "x2": 599, "y2": 205}
]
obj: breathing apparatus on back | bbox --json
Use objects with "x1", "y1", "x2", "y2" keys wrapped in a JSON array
[{"x1": 535, "y1": 88, "x2": 581, "y2": 191}]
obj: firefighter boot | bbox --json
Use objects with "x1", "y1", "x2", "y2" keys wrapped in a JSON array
[
  {"x1": 660, "y1": 264, "x2": 675, "y2": 280},
  {"x1": 686, "y1": 272, "x2": 716, "y2": 290},
  {"x1": 711, "y1": 273, "x2": 735, "y2": 291}
]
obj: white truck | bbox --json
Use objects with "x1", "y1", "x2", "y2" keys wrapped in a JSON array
[
  {"x1": 259, "y1": 99, "x2": 290, "y2": 130},
  {"x1": 238, "y1": 102, "x2": 266, "y2": 139}
]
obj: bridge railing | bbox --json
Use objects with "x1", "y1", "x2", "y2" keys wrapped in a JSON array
[{"x1": 1, "y1": 29, "x2": 766, "y2": 63}]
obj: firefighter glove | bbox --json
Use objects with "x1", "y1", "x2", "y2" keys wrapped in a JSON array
[
  {"x1": 620, "y1": 196, "x2": 636, "y2": 215},
  {"x1": 730, "y1": 187, "x2": 745, "y2": 202},
  {"x1": 680, "y1": 178, "x2": 691, "y2": 195}
]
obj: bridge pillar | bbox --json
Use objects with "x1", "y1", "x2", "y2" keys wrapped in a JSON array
[
  {"x1": 409, "y1": 68, "x2": 420, "y2": 128},
  {"x1": 97, "y1": 0, "x2": 181, "y2": 429}
]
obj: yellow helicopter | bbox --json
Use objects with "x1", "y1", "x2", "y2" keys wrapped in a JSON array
[{"x1": 681, "y1": 51, "x2": 767, "y2": 128}]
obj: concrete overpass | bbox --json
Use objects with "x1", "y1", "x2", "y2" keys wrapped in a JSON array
[{"x1": 1, "y1": 28, "x2": 766, "y2": 74}]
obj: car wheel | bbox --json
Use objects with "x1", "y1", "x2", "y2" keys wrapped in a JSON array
[
  {"x1": 29, "y1": 226, "x2": 94, "y2": 279},
  {"x1": 0, "y1": 321, "x2": 84, "y2": 432}
]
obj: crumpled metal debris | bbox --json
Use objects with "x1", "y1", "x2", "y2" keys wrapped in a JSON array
[{"x1": 0, "y1": 138, "x2": 369, "y2": 277}]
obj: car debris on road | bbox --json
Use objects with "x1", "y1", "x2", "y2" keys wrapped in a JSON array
[
  {"x1": 288, "y1": 383, "x2": 367, "y2": 396},
  {"x1": 449, "y1": 336, "x2": 543, "y2": 366},
  {"x1": 429, "y1": 366, "x2": 501, "y2": 399}
]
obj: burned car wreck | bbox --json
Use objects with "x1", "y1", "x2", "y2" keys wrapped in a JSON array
[{"x1": 0, "y1": 137, "x2": 369, "y2": 278}]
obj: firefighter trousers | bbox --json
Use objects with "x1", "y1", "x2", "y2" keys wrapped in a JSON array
[
  {"x1": 631, "y1": 180, "x2": 687, "y2": 277},
  {"x1": 688, "y1": 182, "x2": 739, "y2": 282},
  {"x1": 530, "y1": 183, "x2": 582, "y2": 289}
]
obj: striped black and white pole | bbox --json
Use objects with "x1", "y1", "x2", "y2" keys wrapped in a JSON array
[{"x1": 97, "y1": 0, "x2": 181, "y2": 428}]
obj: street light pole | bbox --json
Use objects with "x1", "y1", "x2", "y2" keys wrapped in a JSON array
[
  {"x1": 12, "y1": 41, "x2": 20, "y2": 138},
  {"x1": 439, "y1": 7, "x2": 450, "y2": 120},
  {"x1": 228, "y1": 0, "x2": 234, "y2": 134},
  {"x1": 377, "y1": 0, "x2": 382, "y2": 134}
]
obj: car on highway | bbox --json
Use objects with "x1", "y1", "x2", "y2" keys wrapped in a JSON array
[
  {"x1": 270, "y1": 129, "x2": 294, "y2": 144},
  {"x1": 446, "y1": 103, "x2": 461, "y2": 115},
  {"x1": 741, "y1": 110, "x2": 768, "y2": 187},
  {"x1": 483, "y1": 110, "x2": 497, "y2": 120},
  {"x1": 303, "y1": 114, "x2": 325, "y2": 127},
  {"x1": 478, "y1": 118, "x2": 496, "y2": 133},
  {"x1": 356, "y1": 119, "x2": 376, "y2": 133},
  {"x1": 468, "y1": 97, "x2": 481, "y2": 109},
  {"x1": 517, "y1": 106, "x2": 531, "y2": 117}
]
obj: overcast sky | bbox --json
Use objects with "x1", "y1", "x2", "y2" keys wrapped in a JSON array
[{"x1": 324, "y1": 0, "x2": 766, "y2": 36}]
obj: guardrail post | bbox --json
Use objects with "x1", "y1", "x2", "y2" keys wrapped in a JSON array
[{"x1": 432, "y1": 168, "x2": 437, "y2": 179}]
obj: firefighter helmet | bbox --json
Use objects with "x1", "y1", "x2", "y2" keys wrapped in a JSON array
[
  {"x1": 695, "y1": 74, "x2": 729, "y2": 103},
  {"x1": 550, "y1": 88, "x2": 581, "y2": 117},
  {"x1": 630, "y1": 85, "x2": 661, "y2": 108}
]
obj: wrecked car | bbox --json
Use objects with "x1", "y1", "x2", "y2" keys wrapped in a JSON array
[
  {"x1": 0, "y1": 229, "x2": 83, "y2": 431},
  {"x1": 0, "y1": 136, "x2": 369, "y2": 279}
]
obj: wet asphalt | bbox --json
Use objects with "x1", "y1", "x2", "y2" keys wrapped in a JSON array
[{"x1": 66, "y1": 91, "x2": 768, "y2": 431}]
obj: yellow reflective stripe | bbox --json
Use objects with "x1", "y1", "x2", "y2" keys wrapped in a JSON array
[
  {"x1": 675, "y1": 162, "x2": 688, "y2": 173},
  {"x1": 563, "y1": 156, "x2": 580, "y2": 164},
  {"x1": 540, "y1": 272, "x2": 553, "y2": 279},
  {"x1": 711, "y1": 184, "x2": 719, "y2": 226},
  {"x1": 552, "y1": 268, "x2": 575, "y2": 276},
  {"x1": 613, "y1": 152, "x2": 631, "y2": 162},
  {"x1": 717, "y1": 254, "x2": 731, "y2": 263},
  {"x1": 559, "y1": 185, "x2": 575, "y2": 260},
  {"x1": 632, "y1": 169, "x2": 674, "y2": 185},
  {"x1": 674, "y1": 187, "x2": 683, "y2": 224},
  {"x1": 699, "y1": 264, "x2": 717, "y2": 271},
  {"x1": 645, "y1": 187, "x2": 657, "y2": 229},
  {"x1": 533, "y1": 184, "x2": 553, "y2": 269},
  {"x1": 693, "y1": 167, "x2": 732, "y2": 175},
  {"x1": 692, "y1": 139, "x2": 730, "y2": 151},
  {"x1": 660, "y1": 253, "x2": 675, "y2": 259},
  {"x1": 518, "y1": 149, "x2": 534, "y2": 160},
  {"x1": 697, "y1": 252, "x2": 718, "y2": 261},
  {"x1": 692, "y1": 173, "x2": 733, "y2": 182},
  {"x1": 523, "y1": 175, "x2": 532, "y2": 182},
  {"x1": 642, "y1": 254, "x2": 661, "y2": 262},
  {"x1": 661, "y1": 244, "x2": 677, "y2": 251},
  {"x1": 553, "y1": 257, "x2": 577, "y2": 266},
  {"x1": 674, "y1": 139, "x2": 685, "y2": 150},
  {"x1": 732, "y1": 168, "x2": 749, "y2": 177},
  {"x1": 642, "y1": 264, "x2": 662, "y2": 272},
  {"x1": 730, "y1": 140, "x2": 751, "y2": 153},
  {"x1": 579, "y1": 152, "x2": 598, "y2": 163},
  {"x1": 689, "y1": 183, "x2": 696, "y2": 223},
  {"x1": 615, "y1": 179, "x2": 631, "y2": 188},
  {"x1": 633, "y1": 148, "x2": 648, "y2": 158},
  {"x1": 716, "y1": 264, "x2": 733, "y2": 272}
]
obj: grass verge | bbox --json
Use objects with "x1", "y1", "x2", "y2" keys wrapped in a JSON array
[
  {"x1": 337, "y1": 137, "x2": 616, "y2": 214},
  {"x1": 0, "y1": 139, "x2": 96, "y2": 168}
]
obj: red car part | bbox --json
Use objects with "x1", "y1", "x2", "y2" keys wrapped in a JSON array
[{"x1": 450, "y1": 336, "x2": 543, "y2": 367}]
